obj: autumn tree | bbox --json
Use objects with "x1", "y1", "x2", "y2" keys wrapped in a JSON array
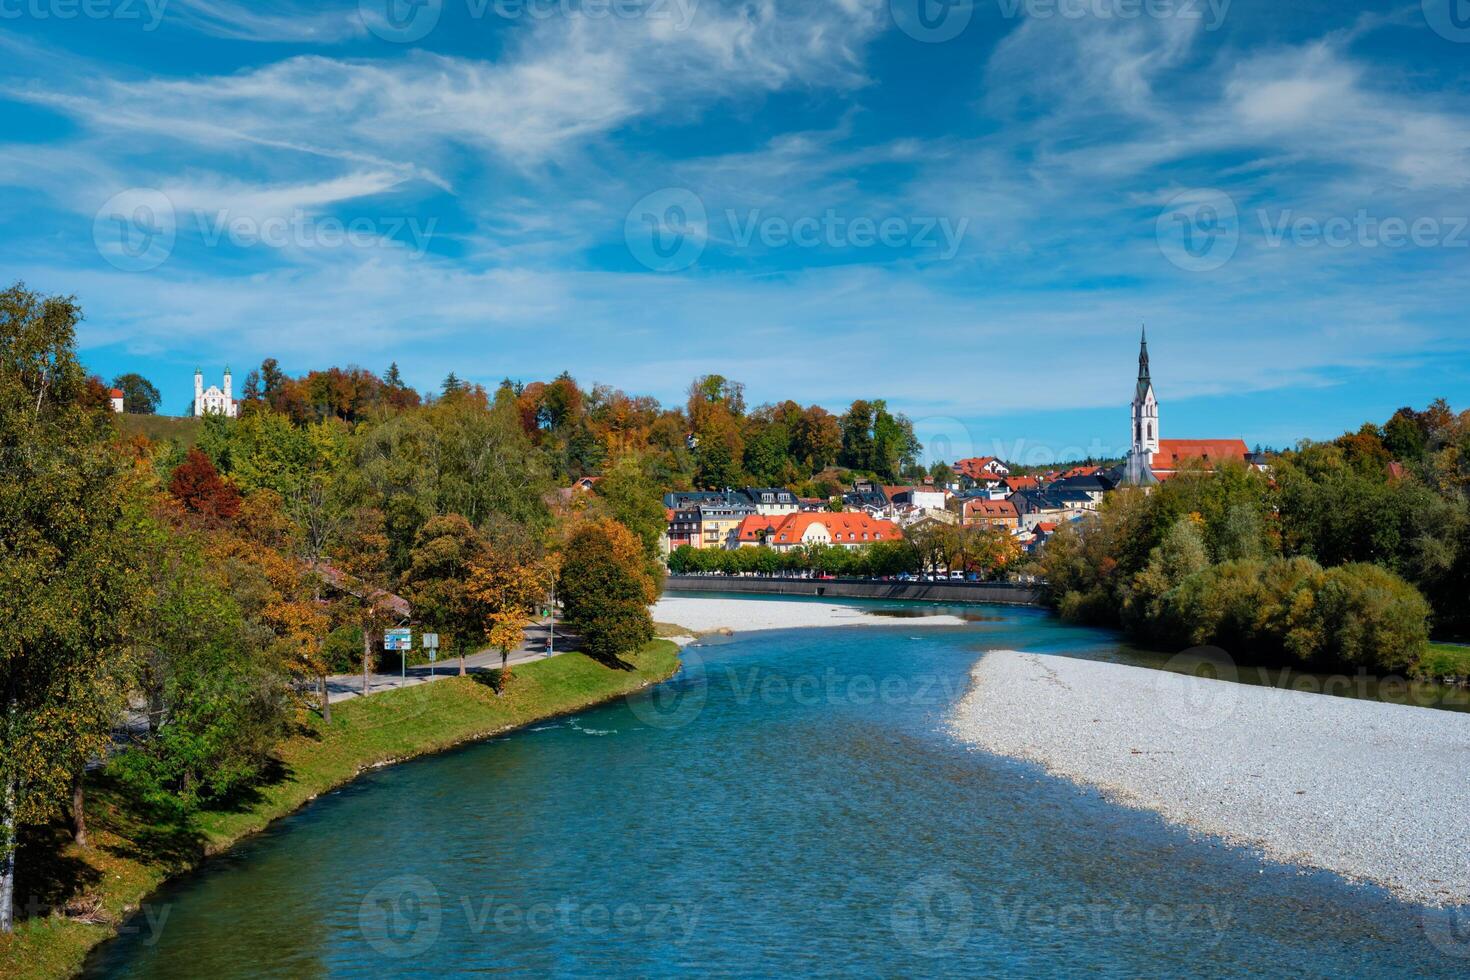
[
  {"x1": 467, "y1": 545, "x2": 551, "y2": 692},
  {"x1": 557, "y1": 518, "x2": 655, "y2": 662},
  {"x1": 170, "y1": 447, "x2": 243, "y2": 524}
]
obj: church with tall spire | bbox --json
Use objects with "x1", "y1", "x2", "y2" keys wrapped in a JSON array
[{"x1": 1122, "y1": 328, "x2": 1253, "y2": 485}]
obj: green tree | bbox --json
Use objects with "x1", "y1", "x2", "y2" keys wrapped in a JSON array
[
  {"x1": 111, "y1": 372, "x2": 161, "y2": 414},
  {"x1": 401, "y1": 514, "x2": 489, "y2": 676},
  {"x1": 558, "y1": 518, "x2": 655, "y2": 661},
  {"x1": 592, "y1": 453, "x2": 667, "y2": 560},
  {"x1": 0, "y1": 284, "x2": 145, "y2": 932}
]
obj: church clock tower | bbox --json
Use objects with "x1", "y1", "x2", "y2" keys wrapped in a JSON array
[{"x1": 1126, "y1": 327, "x2": 1159, "y2": 484}]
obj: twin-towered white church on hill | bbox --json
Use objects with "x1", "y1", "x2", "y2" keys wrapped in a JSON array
[
  {"x1": 1124, "y1": 329, "x2": 1255, "y2": 485},
  {"x1": 194, "y1": 367, "x2": 239, "y2": 418}
]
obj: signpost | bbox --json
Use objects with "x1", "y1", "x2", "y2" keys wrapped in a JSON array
[
  {"x1": 423, "y1": 633, "x2": 439, "y2": 677},
  {"x1": 385, "y1": 628, "x2": 412, "y2": 678}
]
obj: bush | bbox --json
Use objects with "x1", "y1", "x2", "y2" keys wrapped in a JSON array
[{"x1": 1166, "y1": 557, "x2": 1429, "y2": 674}]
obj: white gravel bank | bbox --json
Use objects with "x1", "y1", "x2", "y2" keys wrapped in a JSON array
[
  {"x1": 950, "y1": 650, "x2": 1470, "y2": 907},
  {"x1": 652, "y1": 595, "x2": 965, "y2": 635}
]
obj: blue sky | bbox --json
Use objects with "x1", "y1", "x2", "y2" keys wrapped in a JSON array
[{"x1": 2, "y1": 0, "x2": 1468, "y2": 464}]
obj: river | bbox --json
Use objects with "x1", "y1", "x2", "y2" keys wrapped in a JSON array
[{"x1": 84, "y1": 603, "x2": 1469, "y2": 977}]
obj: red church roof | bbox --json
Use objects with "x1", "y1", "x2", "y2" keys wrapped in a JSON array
[{"x1": 1150, "y1": 439, "x2": 1251, "y2": 472}]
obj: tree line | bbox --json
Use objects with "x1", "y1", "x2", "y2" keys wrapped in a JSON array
[
  {"x1": 1040, "y1": 401, "x2": 1470, "y2": 674},
  {"x1": 0, "y1": 283, "x2": 659, "y2": 933},
  {"x1": 667, "y1": 522, "x2": 1020, "y2": 579}
]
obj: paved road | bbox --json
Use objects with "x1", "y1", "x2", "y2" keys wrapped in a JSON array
[{"x1": 324, "y1": 618, "x2": 578, "y2": 704}]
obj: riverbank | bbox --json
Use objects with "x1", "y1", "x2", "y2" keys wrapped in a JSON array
[
  {"x1": 653, "y1": 595, "x2": 967, "y2": 636},
  {"x1": 950, "y1": 650, "x2": 1470, "y2": 907},
  {"x1": 0, "y1": 641, "x2": 681, "y2": 980},
  {"x1": 664, "y1": 574, "x2": 1041, "y2": 605}
]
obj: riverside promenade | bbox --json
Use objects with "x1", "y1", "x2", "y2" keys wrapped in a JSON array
[{"x1": 664, "y1": 574, "x2": 1043, "y2": 606}]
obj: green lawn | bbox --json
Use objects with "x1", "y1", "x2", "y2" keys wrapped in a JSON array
[
  {"x1": 1418, "y1": 642, "x2": 1470, "y2": 680},
  {"x1": 0, "y1": 641, "x2": 680, "y2": 980}
]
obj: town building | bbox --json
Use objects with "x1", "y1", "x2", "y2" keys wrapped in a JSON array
[
  {"x1": 766, "y1": 512, "x2": 903, "y2": 552},
  {"x1": 952, "y1": 456, "x2": 1010, "y2": 483},
  {"x1": 742, "y1": 487, "x2": 800, "y2": 517},
  {"x1": 959, "y1": 497, "x2": 1020, "y2": 531},
  {"x1": 194, "y1": 367, "x2": 238, "y2": 418},
  {"x1": 108, "y1": 387, "x2": 125, "y2": 413},
  {"x1": 696, "y1": 499, "x2": 756, "y2": 549}
]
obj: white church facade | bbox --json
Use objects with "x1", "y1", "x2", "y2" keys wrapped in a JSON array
[
  {"x1": 1124, "y1": 330, "x2": 1253, "y2": 484},
  {"x1": 194, "y1": 367, "x2": 238, "y2": 418}
]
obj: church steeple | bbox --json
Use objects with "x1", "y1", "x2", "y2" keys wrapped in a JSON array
[
  {"x1": 1136, "y1": 325, "x2": 1151, "y2": 401},
  {"x1": 1126, "y1": 326, "x2": 1160, "y2": 485}
]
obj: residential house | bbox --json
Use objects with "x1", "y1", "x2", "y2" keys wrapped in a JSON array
[
  {"x1": 734, "y1": 513, "x2": 781, "y2": 547},
  {"x1": 742, "y1": 487, "x2": 800, "y2": 517},
  {"x1": 960, "y1": 497, "x2": 1020, "y2": 531},
  {"x1": 697, "y1": 499, "x2": 756, "y2": 549},
  {"x1": 766, "y1": 512, "x2": 903, "y2": 552},
  {"x1": 666, "y1": 508, "x2": 700, "y2": 550},
  {"x1": 952, "y1": 456, "x2": 1010, "y2": 483},
  {"x1": 842, "y1": 481, "x2": 891, "y2": 516}
]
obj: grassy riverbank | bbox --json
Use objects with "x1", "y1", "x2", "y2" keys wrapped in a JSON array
[
  {"x1": 1, "y1": 641, "x2": 680, "y2": 980},
  {"x1": 1421, "y1": 642, "x2": 1470, "y2": 680}
]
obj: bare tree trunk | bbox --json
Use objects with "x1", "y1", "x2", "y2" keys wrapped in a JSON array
[
  {"x1": 319, "y1": 673, "x2": 332, "y2": 724},
  {"x1": 458, "y1": 643, "x2": 465, "y2": 677},
  {"x1": 2, "y1": 776, "x2": 17, "y2": 934},
  {"x1": 71, "y1": 775, "x2": 87, "y2": 847}
]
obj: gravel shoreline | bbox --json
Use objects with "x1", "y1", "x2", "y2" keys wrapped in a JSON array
[
  {"x1": 949, "y1": 650, "x2": 1470, "y2": 907},
  {"x1": 651, "y1": 595, "x2": 966, "y2": 636}
]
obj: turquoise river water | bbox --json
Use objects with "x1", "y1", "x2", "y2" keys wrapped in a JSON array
[{"x1": 83, "y1": 599, "x2": 1470, "y2": 977}]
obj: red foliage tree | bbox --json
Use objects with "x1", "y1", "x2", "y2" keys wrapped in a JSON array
[{"x1": 169, "y1": 447, "x2": 242, "y2": 523}]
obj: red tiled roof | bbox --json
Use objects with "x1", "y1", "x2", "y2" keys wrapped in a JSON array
[
  {"x1": 769, "y1": 512, "x2": 903, "y2": 545},
  {"x1": 952, "y1": 457, "x2": 1004, "y2": 479},
  {"x1": 109, "y1": 388, "x2": 125, "y2": 398},
  {"x1": 1150, "y1": 439, "x2": 1251, "y2": 471},
  {"x1": 964, "y1": 498, "x2": 1019, "y2": 520},
  {"x1": 1004, "y1": 476, "x2": 1040, "y2": 491},
  {"x1": 735, "y1": 514, "x2": 780, "y2": 543}
]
